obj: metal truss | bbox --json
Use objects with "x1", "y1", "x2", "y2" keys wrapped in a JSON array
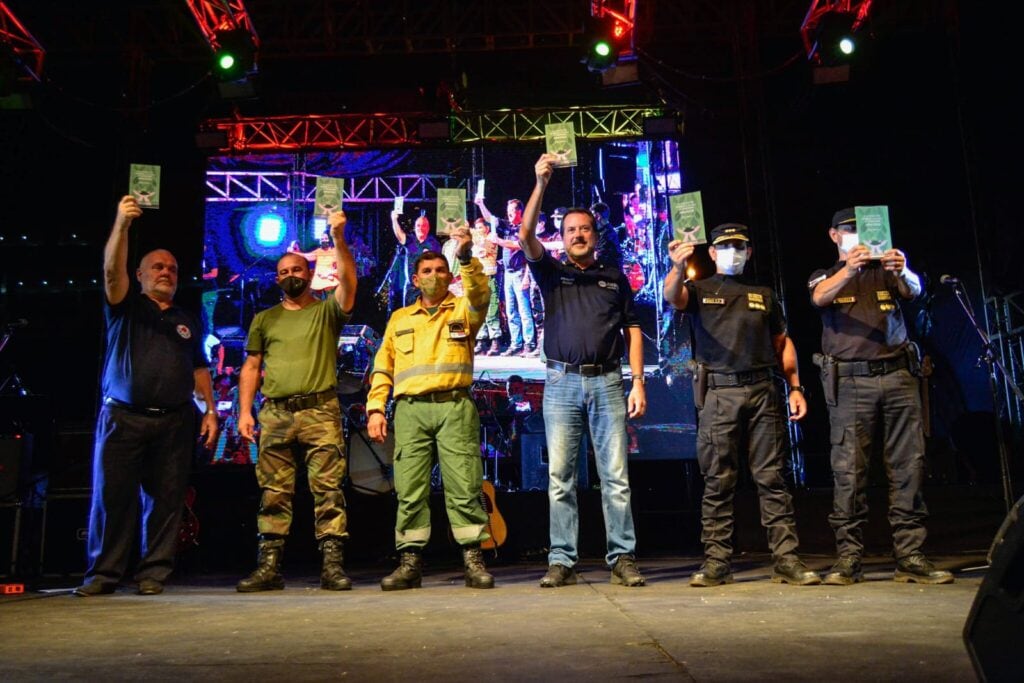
[
  {"x1": 186, "y1": 0, "x2": 260, "y2": 49},
  {"x1": 205, "y1": 171, "x2": 463, "y2": 203},
  {"x1": 204, "y1": 106, "x2": 663, "y2": 152},
  {"x1": 0, "y1": 1, "x2": 45, "y2": 82}
]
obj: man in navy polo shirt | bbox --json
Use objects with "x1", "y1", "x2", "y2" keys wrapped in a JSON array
[
  {"x1": 519, "y1": 153, "x2": 648, "y2": 588},
  {"x1": 75, "y1": 195, "x2": 218, "y2": 597}
]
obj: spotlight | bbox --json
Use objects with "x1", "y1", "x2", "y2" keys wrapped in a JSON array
[
  {"x1": 582, "y1": 14, "x2": 628, "y2": 73},
  {"x1": 212, "y1": 28, "x2": 256, "y2": 82},
  {"x1": 811, "y1": 11, "x2": 858, "y2": 66}
]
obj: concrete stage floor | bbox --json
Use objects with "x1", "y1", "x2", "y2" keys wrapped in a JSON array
[{"x1": 0, "y1": 552, "x2": 987, "y2": 682}]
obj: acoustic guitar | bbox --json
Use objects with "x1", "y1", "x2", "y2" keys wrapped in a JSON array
[{"x1": 479, "y1": 479, "x2": 507, "y2": 550}]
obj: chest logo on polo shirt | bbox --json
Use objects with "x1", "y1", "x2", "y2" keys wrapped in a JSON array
[
  {"x1": 747, "y1": 292, "x2": 766, "y2": 311},
  {"x1": 834, "y1": 296, "x2": 857, "y2": 304},
  {"x1": 597, "y1": 280, "x2": 619, "y2": 292},
  {"x1": 702, "y1": 297, "x2": 726, "y2": 305},
  {"x1": 176, "y1": 324, "x2": 192, "y2": 339},
  {"x1": 560, "y1": 276, "x2": 575, "y2": 286}
]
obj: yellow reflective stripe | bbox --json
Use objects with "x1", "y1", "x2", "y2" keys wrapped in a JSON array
[
  {"x1": 395, "y1": 526, "x2": 431, "y2": 544},
  {"x1": 394, "y1": 363, "x2": 472, "y2": 386},
  {"x1": 451, "y1": 523, "x2": 487, "y2": 542}
]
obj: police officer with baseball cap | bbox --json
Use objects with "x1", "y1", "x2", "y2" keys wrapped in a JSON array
[
  {"x1": 807, "y1": 208, "x2": 952, "y2": 585},
  {"x1": 664, "y1": 223, "x2": 820, "y2": 587}
]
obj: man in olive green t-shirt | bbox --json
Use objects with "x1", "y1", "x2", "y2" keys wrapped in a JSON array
[{"x1": 236, "y1": 210, "x2": 357, "y2": 593}]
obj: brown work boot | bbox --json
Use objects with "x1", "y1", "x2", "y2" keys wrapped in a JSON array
[
  {"x1": 380, "y1": 551, "x2": 423, "y2": 591},
  {"x1": 462, "y1": 545, "x2": 495, "y2": 589},
  {"x1": 319, "y1": 537, "x2": 352, "y2": 591},
  {"x1": 237, "y1": 537, "x2": 286, "y2": 593},
  {"x1": 610, "y1": 555, "x2": 645, "y2": 587},
  {"x1": 539, "y1": 564, "x2": 577, "y2": 587}
]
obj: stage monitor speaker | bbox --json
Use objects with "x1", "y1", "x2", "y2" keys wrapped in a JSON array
[
  {"x1": 521, "y1": 433, "x2": 589, "y2": 491},
  {"x1": 963, "y1": 495, "x2": 1024, "y2": 682},
  {"x1": 40, "y1": 491, "x2": 91, "y2": 576}
]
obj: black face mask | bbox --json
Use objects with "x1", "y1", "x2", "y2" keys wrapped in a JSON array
[{"x1": 279, "y1": 275, "x2": 309, "y2": 298}]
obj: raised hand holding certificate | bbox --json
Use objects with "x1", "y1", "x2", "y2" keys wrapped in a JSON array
[
  {"x1": 315, "y1": 176, "x2": 345, "y2": 216},
  {"x1": 436, "y1": 188, "x2": 466, "y2": 237},
  {"x1": 669, "y1": 191, "x2": 706, "y2": 244},
  {"x1": 393, "y1": 195, "x2": 404, "y2": 214},
  {"x1": 129, "y1": 164, "x2": 161, "y2": 209},
  {"x1": 855, "y1": 205, "x2": 892, "y2": 257},
  {"x1": 476, "y1": 179, "x2": 485, "y2": 201},
  {"x1": 545, "y1": 122, "x2": 577, "y2": 168}
]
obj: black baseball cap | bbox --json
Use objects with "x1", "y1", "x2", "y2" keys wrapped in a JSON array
[
  {"x1": 709, "y1": 223, "x2": 751, "y2": 245},
  {"x1": 831, "y1": 207, "x2": 856, "y2": 229}
]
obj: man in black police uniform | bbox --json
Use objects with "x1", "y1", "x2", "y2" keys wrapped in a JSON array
[
  {"x1": 664, "y1": 223, "x2": 820, "y2": 587},
  {"x1": 520, "y1": 153, "x2": 648, "y2": 588},
  {"x1": 75, "y1": 195, "x2": 218, "y2": 597},
  {"x1": 808, "y1": 208, "x2": 952, "y2": 585}
]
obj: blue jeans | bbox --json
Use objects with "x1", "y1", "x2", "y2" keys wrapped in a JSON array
[
  {"x1": 543, "y1": 366, "x2": 636, "y2": 568},
  {"x1": 503, "y1": 269, "x2": 535, "y2": 348}
]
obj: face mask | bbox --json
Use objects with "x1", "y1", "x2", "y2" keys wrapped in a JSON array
[
  {"x1": 418, "y1": 274, "x2": 445, "y2": 298},
  {"x1": 840, "y1": 232, "x2": 859, "y2": 253},
  {"x1": 715, "y1": 247, "x2": 747, "y2": 275},
  {"x1": 278, "y1": 276, "x2": 309, "y2": 298}
]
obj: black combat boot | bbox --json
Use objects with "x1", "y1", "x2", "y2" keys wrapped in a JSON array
[
  {"x1": 236, "y1": 537, "x2": 286, "y2": 593},
  {"x1": 462, "y1": 544, "x2": 495, "y2": 589},
  {"x1": 380, "y1": 551, "x2": 423, "y2": 591},
  {"x1": 320, "y1": 536, "x2": 352, "y2": 591}
]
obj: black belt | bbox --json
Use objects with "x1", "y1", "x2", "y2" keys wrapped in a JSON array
[
  {"x1": 546, "y1": 359, "x2": 620, "y2": 377},
  {"x1": 403, "y1": 388, "x2": 469, "y2": 403},
  {"x1": 836, "y1": 356, "x2": 908, "y2": 377},
  {"x1": 707, "y1": 368, "x2": 774, "y2": 388},
  {"x1": 266, "y1": 388, "x2": 337, "y2": 412},
  {"x1": 103, "y1": 396, "x2": 187, "y2": 417}
]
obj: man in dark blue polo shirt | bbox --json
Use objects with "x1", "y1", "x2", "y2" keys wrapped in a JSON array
[
  {"x1": 520, "y1": 153, "x2": 648, "y2": 588},
  {"x1": 74, "y1": 195, "x2": 218, "y2": 597}
]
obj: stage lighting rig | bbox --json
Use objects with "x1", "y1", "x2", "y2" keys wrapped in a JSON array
[
  {"x1": 582, "y1": 1, "x2": 635, "y2": 74},
  {"x1": 186, "y1": 0, "x2": 259, "y2": 88},
  {"x1": 800, "y1": 1, "x2": 871, "y2": 82},
  {"x1": 0, "y1": 1, "x2": 45, "y2": 99},
  {"x1": 212, "y1": 28, "x2": 256, "y2": 82}
]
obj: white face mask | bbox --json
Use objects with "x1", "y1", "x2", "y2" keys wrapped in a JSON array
[
  {"x1": 715, "y1": 247, "x2": 747, "y2": 275},
  {"x1": 840, "y1": 232, "x2": 859, "y2": 253}
]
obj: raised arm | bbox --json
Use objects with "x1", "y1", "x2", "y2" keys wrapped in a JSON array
[
  {"x1": 663, "y1": 240, "x2": 694, "y2": 310},
  {"x1": 520, "y1": 154, "x2": 560, "y2": 260},
  {"x1": 103, "y1": 195, "x2": 143, "y2": 305},
  {"x1": 328, "y1": 210, "x2": 357, "y2": 312},
  {"x1": 390, "y1": 210, "x2": 408, "y2": 245},
  {"x1": 882, "y1": 248, "x2": 922, "y2": 300},
  {"x1": 811, "y1": 244, "x2": 871, "y2": 307}
]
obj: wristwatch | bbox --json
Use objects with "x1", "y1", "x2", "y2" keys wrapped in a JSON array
[
  {"x1": 789, "y1": 385, "x2": 806, "y2": 395},
  {"x1": 631, "y1": 375, "x2": 645, "y2": 385}
]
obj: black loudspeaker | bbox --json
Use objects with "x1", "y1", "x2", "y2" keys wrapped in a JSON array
[
  {"x1": 40, "y1": 491, "x2": 91, "y2": 576},
  {"x1": 963, "y1": 495, "x2": 1024, "y2": 682},
  {"x1": 521, "y1": 433, "x2": 589, "y2": 491}
]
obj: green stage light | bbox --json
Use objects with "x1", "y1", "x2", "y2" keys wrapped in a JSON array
[
  {"x1": 594, "y1": 41, "x2": 612, "y2": 58},
  {"x1": 217, "y1": 53, "x2": 236, "y2": 71},
  {"x1": 212, "y1": 28, "x2": 256, "y2": 82}
]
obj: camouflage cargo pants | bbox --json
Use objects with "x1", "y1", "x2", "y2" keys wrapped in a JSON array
[{"x1": 256, "y1": 397, "x2": 347, "y2": 540}]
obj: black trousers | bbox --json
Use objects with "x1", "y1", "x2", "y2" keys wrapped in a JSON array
[
  {"x1": 826, "y1": 368, "x2": 928, "y2": 559},
  {"x1": 696, "y1": 381, "x2": 801, "y2": 563},
  {"x1": 84, "y1": 404, "x2": 194, "y2": 586}
]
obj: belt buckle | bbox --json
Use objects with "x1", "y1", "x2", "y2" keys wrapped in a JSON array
[
  {"x1": 580, "y1": 363, "x2": 600, "y2": 376},
  {"x1": 736, "y1": 371, "x2": 751, "y2": 385},
  {"x1": 868, "y1": 360, "x2": 884, "y2": 375}
]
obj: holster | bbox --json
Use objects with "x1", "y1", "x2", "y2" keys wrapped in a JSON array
[
  {"x1": 813, "y1": 352, "x2": 839, "y2": 407},
  {"x1": 692, "y1": 361, "x2": 709, "y2": 410}
]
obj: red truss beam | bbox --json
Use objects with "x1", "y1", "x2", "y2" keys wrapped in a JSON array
[
  {"x1": 592, "y1": 0, "x2": 637, "y2": 56},
  {"x1": 800, "y1": 0, "x2": 872, "y2": 63},
  {"x1": 0, "y1": 1, "x2": 45, "y2": 81},
  {"x1": 205, "y1": 113, "x2": 421, "y2": 152},
  {"x1": 185, "y1": 0, "x2": 260, "y2": 50}
]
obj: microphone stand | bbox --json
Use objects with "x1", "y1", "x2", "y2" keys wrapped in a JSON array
[
  {"x1": 375, "y1": 245, "x2": 405, "y2": 314},
  {"x1": 950, "y1": 280, "x2": 1018, "y2": 513}
]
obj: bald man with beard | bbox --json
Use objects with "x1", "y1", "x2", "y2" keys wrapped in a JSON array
[{"x1": 75, "y1": 196, "x2": 218, "y2": 597}]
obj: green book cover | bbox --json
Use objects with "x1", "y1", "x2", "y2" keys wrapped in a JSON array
[
  {"x1": 669, "y1": 191, "x2": 706, "y2": 244},
  {"x1": 315, "y1": 176, "x2": 345, "y2": 215},
  {"x1": 436, "y1": 188, "x2": 466, "y2": 237},
  {"x1": 129, "y1": 164, "x2": 161, "y2": 209},
  {"x1": 545, "y1": 122, "x2": 577, "y2": 168},
  {"x1": 855, "y1": 205, "x2": 892, "y2": 257}
]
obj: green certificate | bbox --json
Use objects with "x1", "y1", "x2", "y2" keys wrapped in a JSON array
[
  {"x1": 129, "y1": 164, "x2": 161, "y2": 209},
  {"x1": 315, "y1": 176, "x2": 345, "y2": 215},
  {"x1": 436, "y1": 188, "x2": 466, "y2": 237},
  {"x1": 669, "y1": 191, "x2": 706, "y2": 244},
  {"x1": 545, "y1": 122, "x2": 577, "y2": 168},
  {"x1": 855, "y1": 205, "x2": 892, "y2": 257}
]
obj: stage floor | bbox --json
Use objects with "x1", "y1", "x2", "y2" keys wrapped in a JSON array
[{"x1": 0, "y1": 552, "x2": 986, "y2": 681}]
